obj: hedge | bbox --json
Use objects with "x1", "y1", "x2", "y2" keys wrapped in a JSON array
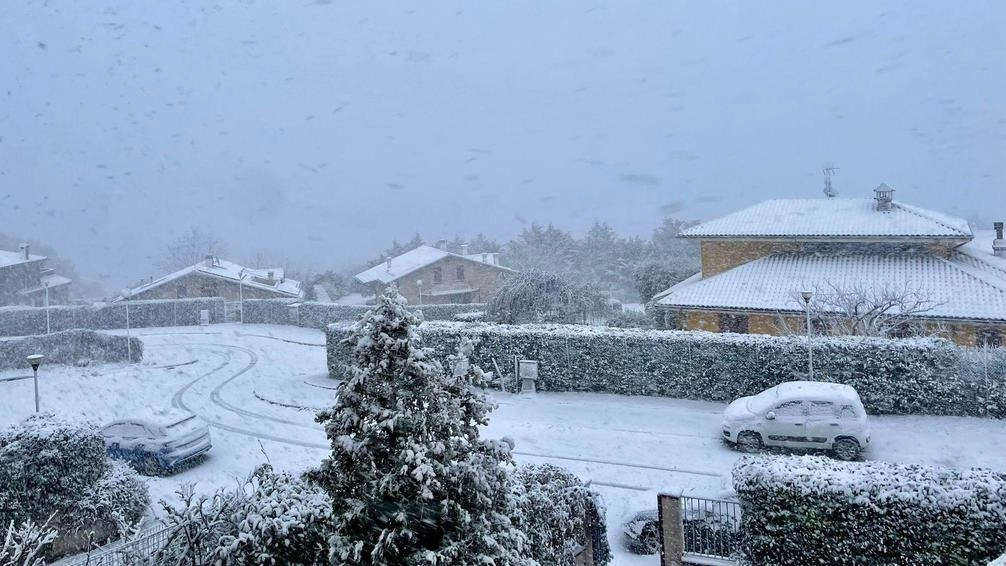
[
  {"x1": 326, "y1": 321, "x2": 1006, "y2": 418},
  {"x1": 0, "y1": 298, "x2": 225, "y2": 337},
  {"x1": 733, "y1": 455, "x2": 1006, "y2": 565},
  {"x1": 243, "y1": 299, "x2": 487, "y2": 329},
  {"x1": 0, "y1": 329, "x2": 143, "y2": 369}
]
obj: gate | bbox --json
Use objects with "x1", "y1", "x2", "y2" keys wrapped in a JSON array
[
  {"x1": 224, "y1": 301, "x2": 242, "y2": 323},
  {"x1": 659, "y1": 493, "x2": 742, "y2": 565}
]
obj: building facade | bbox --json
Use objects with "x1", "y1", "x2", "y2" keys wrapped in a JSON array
[
  {"x1": 124, "y1": 257, "x2": 303, "y2": 302},
  {"x1": 0, "y1": 244, "x2": 72, "y2": 307},
  {"x1": 654, "y1": 187, "x2": 1006, "y2": 347}
]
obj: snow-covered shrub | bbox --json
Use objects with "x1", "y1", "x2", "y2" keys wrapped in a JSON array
[
  {"x1": 242, "y1": 298, "x2": 488, "y2": 328},
  {"x1": 454, "y1": 310, "x2": 486, "y2": 322},
  {"x1": 326, "y1": 321, "x2": 1006, "y2": 418},
  {"x1": 733, "y1": 455, "x2": 1006, "y2": 565},
  {"x1": 0, "y1": 298, "x2": 225, "y2": 337},
  {"x1": 605, "y1": 310, "x2": 654, "y2": 329},
  {"x1": 621, "y1": 510, "x2": 661, "y2": 555},
  {"x1": 0, "y1": 414, "x2": 149, "y2": 559},
  {"x1": 509, "y1": 464, "x2": 611, "y2": 565},
  {"x1": 241, "y1": 298, "x2": 298, "y2": 325},
  {"x1": 314, "y1": 289, "x2": 529, "y2": 565},
  {"x1": 146, "y1": 465, "x2": 332, "y2": 565},
  {"x1": 1, "y1": 516, "x2": 57, "y2": 566},
  {"x1": 0, "y1": 329, "x2": 142, "y2": 369}
]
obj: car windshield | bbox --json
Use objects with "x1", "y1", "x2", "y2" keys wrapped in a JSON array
[{"x1": 746, "y1": 389, "x2": 780, "y2": 414}]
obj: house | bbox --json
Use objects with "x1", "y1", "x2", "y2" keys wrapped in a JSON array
[
  {"x1": 122, "y1": 256, "x2": 303, "y2": 302},
  {"x1": 0, "y1": 244, "x2": 72, "y2": 307},
  {"x1": 355, "y1": 244, "x2": 514, "y2": 305},
  {"x1": 653, "y1": 186, "x2": 1006, "y2": 347}
]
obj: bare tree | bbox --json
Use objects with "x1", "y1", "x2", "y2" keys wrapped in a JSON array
[
  {"x1": 158, "y1": 227, "x2": 228, "y2": 272},
  {"x1": 487, "y1": 270, "x2": 605, "y2": 324},
  {"x1": 783, "y1": 282, "x2": 943, "y2": 338}
]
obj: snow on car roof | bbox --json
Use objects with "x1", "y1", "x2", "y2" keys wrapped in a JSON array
[
  {"x1": 108, "y1": 409, "x2": 198, "y2": 429},
  {"x1": 771, "y1": 381, "x2": 862, "y2": 404}
]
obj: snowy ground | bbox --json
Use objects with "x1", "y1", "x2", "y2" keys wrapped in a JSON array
[{"x1": 3, "y1": 324, "x2": 1006, "y2": 565}]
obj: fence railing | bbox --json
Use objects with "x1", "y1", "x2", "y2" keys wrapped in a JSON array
[
  {"x1": 55, "y1": 523, "x2": 177, "y2": 566},
  {"x1": 659, "y1": 493, "x2": 742, "y2": 566}
]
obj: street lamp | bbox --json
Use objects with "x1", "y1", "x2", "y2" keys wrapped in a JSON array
[
  {"x1": 800, "y1": 290, "x2": 814, "y2": 379},
  {"x1": 44, "y1": 280, "x2": 51, "y2": 334},
  {"x1": 416, "y1": 279, "x2": 423, "y2": 306},
  {"x1": 27, "y1": 354, "x2": 43, "y2": 413},
  {"x1": 121, "y1": 288, "x2": 133, "y2": 363}
]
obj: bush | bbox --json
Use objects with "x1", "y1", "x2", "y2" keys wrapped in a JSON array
[
  {"x1": 0, "y1": 329, "x2": 143, "y2": 369},
  {"x1": 326, "y1": 321, "x2": 1006, "y2": 418},
  {"x1": 605, "y1": 311, "x2": 654, "y2": 329},
  {"x1": 0, "y1": 414, "x2": 149, "y2": 559},
  {"x1": 0, "y1": 298, "x2": 225, "y2": 337},
  {"x1": 621, "y1": 510, "x2": 661, "y2": 555},
  {"x1": 509, "y1": 464, "x2": 611, "y2": 565},
  {"x1": 147, "y1": 465, "x2": 332, "y2": 565},
  {"x1": 1, "y1": 517, "x2": 57, "y2": 566},
  {"x1": 733, "y1": 455, "x2": 1006, "y2": 565},
  {"x1": 242, "y1": 299, "x2": 488, "y2": 328}
]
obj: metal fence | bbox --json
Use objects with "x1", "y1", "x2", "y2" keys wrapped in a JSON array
[
  {"x1": 55, "y1": 523, "x2": 176, "y2": 566},
  {"x1": 680, "y1": 496, "x2": 742, "y2": 561}
]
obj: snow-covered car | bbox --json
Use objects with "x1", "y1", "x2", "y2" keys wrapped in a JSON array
[
  {"x1": 721, "y1": 381, "x2": 870, "y2": 460},
  {"x1": 101, "y1": 411, "x2": 212, "y2": 475}
]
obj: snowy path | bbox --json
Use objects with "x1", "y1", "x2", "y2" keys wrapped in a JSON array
[{"x1": 3, "y1": 323, "x2": 1005, "y2": 565}]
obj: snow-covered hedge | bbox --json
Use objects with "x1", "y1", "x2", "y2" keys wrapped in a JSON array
[
  {"x1": 0, "y1": 329, "x2": 143, "y2": 369},
  {"x1": 0, "y1": 414, "x2": 149, "y2": 559},
  {"x1": 509, "y1": 463, "x2": 611, "y2": 565},
  {"x1": 733, "y1": 455, "x2": 1006, "y2": 565},
  {"x1": 326, "y1": 321, "x2": 1006, "y2": 417},
  {"x1": 244, "y1": 298, "x2": 488, "y2": 328},
  {"x1": 0, "y1": 298, "x2": 225, "y2": 337}
]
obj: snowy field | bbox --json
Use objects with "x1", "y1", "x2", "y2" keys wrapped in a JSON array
[{"x1": 3, "y1": 324, "x2": 1006, "y2": 565}]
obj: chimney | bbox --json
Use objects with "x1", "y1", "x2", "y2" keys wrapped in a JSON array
[
  {"x1": 385, "y1": 256, "x2": 392, "y2": 271},
  {"x1": 18, "y1": 243, "x2": 29, "y2": 260},
  {"x1": 204, "y1": 254, "x2": 215, "y2": 267},
  {"x1": 994, "y1": 222, "x2": 1005, "y2": 258},
  {"x1": 267, "y1": 270, "x2": 275, "y2": 283},
  {"x1": 874, "y1": 184, "x2": 894, "y2": 212},
  {"x1": 461, "y1": 243, "x2": 469, "y2": 256},
  {"x1": 481, "y1": 252, "x2": 488, "y2": 264}
]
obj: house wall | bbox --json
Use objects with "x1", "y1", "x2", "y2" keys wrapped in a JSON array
[
  {"x1": 374, "y1": 257, "x2": 510, "y2": 306},
  {"x1": 699, "y1": 240, "x2": 802, "y2": 276},
  {"x1": 130, "y1": 272, "x2": 294, "y2": 302},
  {"x1": 0, "y1": 262, "x2": 46, "y2": 306}
]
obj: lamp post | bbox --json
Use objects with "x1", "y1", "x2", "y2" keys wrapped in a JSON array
[
  {"x1": 239, "y1": 276, "x2": 244, "y2": 323},
  {"x1": 44, "y1": 280, "x2": 50, "y2": 334},
  {"x1": 416, "y1": 279, "x2": 423, "y2": 306},
  {"x1": 800, "y1": 290, "x2": 814, "y2": 379},
  {"x1": 122, "y1": 288, "x2": 133, "y2": 363},
  {"x1": 27, "y1": 354, "x2": 43, "y2": 413}
]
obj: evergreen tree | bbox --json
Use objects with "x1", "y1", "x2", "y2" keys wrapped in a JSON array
[{"x1": 313, "y1": 287, "x2": 530, "y2": 565}]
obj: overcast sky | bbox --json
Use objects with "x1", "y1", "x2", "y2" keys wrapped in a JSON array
[{"x1": 1, "y1": 0, "x2": 1003, "y2": 289}]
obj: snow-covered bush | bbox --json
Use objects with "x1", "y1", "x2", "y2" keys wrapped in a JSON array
[
  {"x1": 0, "y1": 329, "x2": 142, "y2": 369},
  {"x1": 0, "y1": 414, "x2": 149, "y2": 559},
  {"x1": 621, "y1": 510, "x2": 661, "y2": 555},
  {"x1": 509, "y1": 464, "x2": 611, "y2": 565},
  {"x1": 242, "y1": 298, "x2": 298, "y2": 325},
  {"x1": 1, "y1": 516, "x2": 57, "y2": 566},
  {"x1": 605, "y1": 310, "x2": 654, "y2": 329},
  {"x1": 242, "y1": 298, "x2": 488, "y2": 328},
  {"x1": 326, "y1": 321, "x2": 1006, "y2": 418},
  {"x1": 733, "y1": 455, "x2": 1006, "y2": 565},
  {"x1": 453, "y1": 310, "x2": 486, "y2": 322},
  {"x1": 144, "y1": 464, "x2": 332, "y2": 565},
  {"x1": 313, "y1": 288, "x2": 529, "y2": 565},
  {"x1": 0, "y1": 298, "x2": 225, "y2": 337}
]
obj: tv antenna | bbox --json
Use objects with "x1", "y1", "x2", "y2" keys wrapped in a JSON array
[{"x1": 823, "y1": 167, "x2": 839, "y2": 198}]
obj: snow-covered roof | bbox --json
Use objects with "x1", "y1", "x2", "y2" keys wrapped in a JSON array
[
  {"x1": 656, "y1": 251, "x2": 1006, "y2": 322},
  {"x1": 959, "y1": 229, "x2": 1006, "y2": 276},
  {"x1": 680, "y1": 198, "x2": 973, "y2": 240},
  {"x1": 0, "y1": 249, "x2": 46, "y2": 268},
  {"x1": 355, "y1": 245, "x2": 512, "y2": 284},
  {"x1": 127, "y1": 258, "x2": 302, "y2": 298}
]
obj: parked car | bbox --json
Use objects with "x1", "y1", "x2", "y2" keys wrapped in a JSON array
[
  {"x1": 101, "y1": 411, "x2": 212, "y2": 475},
  {"x1": 720, "y1": 381, "x2": 870, "y2": 460}
]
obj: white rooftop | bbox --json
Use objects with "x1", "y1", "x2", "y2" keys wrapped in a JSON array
[
  {"x1": 355, "y1": 245, "x2": 510, "y2": 285},
  {"x1": 0, "y1": 249, "x2": 46, "y2": 268},
  {"x1": 656, "y1": 251, "x2": 1006, "y2": 322},
  {"x1": 681, "y1": 198, "x2": 973, "y2": 240},
  {"x1": 127, "y1": 257, "x2": 302, "y2": 298}
]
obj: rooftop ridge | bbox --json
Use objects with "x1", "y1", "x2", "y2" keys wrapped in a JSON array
[{"x1": 891, "y1": 201, "x2": 972, "y2": 238}]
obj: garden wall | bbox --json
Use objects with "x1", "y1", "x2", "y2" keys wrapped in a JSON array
[
  {"x1": 326, "y1": 321, "x2": 1006, "y2": 418},
  {"x1": 243, "y1": 299, "x2": 485, "y2": 329},
  {"x1": 0, "y1": 329, "x2": 143, "y2": 369},
  {"x1": 0, "y1": 298, "x2": 225, "y2": 337},
  {"x1": 733, "y1": 455, "x2": 1006, "y2": 565}
]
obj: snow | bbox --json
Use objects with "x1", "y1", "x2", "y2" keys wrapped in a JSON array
[
  {"x1": 4, "y1": 324, "x2": 1006, "y2": 564},
  {"x1": 657, "y1": 251, "x2": 1006, "y2": 321},
  {"x1": 680, "y1": 197, "x2": 973, "y2": 240},
  {"x1": 354, "y1": 244, "x2": 512, "y2": 285},
  {"x1": 0, "y1": 250, "x2": 46, "y2": 268},
  {"x1": 332, "y1": 292, "x2": 373, "y2": 305}
]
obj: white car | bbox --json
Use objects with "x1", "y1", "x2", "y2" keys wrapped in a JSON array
[
  {"x1": 102, "y1": 411, "x2": 212, "y2": 475},
  {"x1": 721, "y1": 381, "x2": 870, "y2": 461}
]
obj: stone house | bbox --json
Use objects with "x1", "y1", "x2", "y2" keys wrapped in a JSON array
[
  {"x1": 122, "y1": 256, "x2": 303, "y2": 302},
  {"x1": 654, "y1": 186, "x2": 1006, "y2": 347},
  {"x1": 355, "y1": 244, "x2": 514, "y2": 305},
  {"x1": 0, "y1": 244, "x2": 72, "y2": 307}
]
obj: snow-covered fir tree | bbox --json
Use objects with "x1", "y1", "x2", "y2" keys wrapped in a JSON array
[{"x1": 313, "y1": 287, "x2": 531, "y2": 565}]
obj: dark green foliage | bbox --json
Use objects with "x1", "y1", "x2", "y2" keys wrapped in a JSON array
[
  {"x1": 242, "y1": 298, "x2": 486, "y2": 329},
  {"x1": 605, "y1": 310, "x2": 654, "y2": 329},
  {"x1": 0, "y1": 329, "x2": 143, "y2": 369},
  {"x1": 734, "y1": 455, "x2": 1006, "y2": 565}
]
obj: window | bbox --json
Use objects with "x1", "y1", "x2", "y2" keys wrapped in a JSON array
[
  {"x1": 433, "y1": 267, "x2": 442, "y2": 284},
  {"x1": 977, "y1": 328, "x2": 1002, "y2": 348},
  {"x1": 773, "y1": 400, "x2": 807, "y2": 417},
  {"x1": 456, "y1": 265, "x2": 465, "y2": 281},
  {"x1": 718, "y1": 313, "x2": 749, "y2": 334},
  {"x1": 808, "y1": 401, "x2": 836, "y2": 418},
  {"x1": 839, "y1": 405, "x2": 858, "y2": 420}
]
